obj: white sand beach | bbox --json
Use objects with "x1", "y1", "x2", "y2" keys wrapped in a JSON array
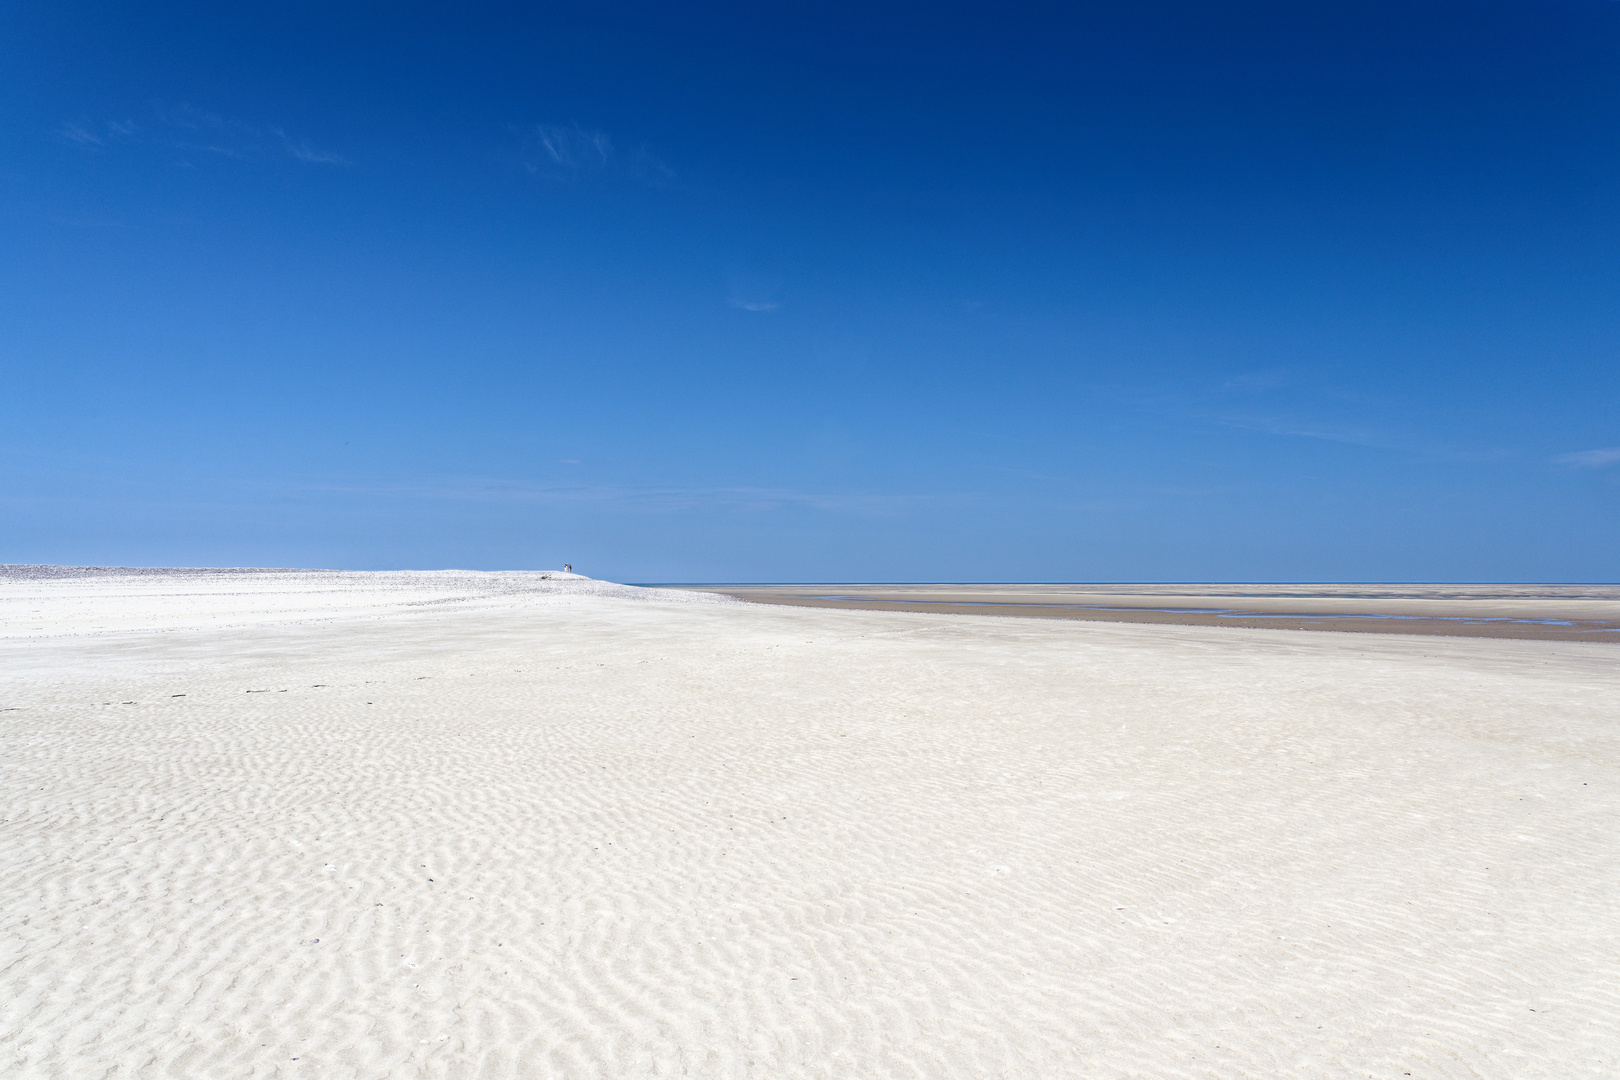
[{"x1": 2, "y1": 568, "x2": 1617, "y2": 1079}]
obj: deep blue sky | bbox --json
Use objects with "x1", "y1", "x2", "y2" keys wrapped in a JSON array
[{"x1": 4, "y1": 1, "x2": 1618, "y2": 581}]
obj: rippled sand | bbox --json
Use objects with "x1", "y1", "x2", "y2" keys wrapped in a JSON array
[{"x1": 3, "y1": 569, "x2": 1617, "y2": 1078}]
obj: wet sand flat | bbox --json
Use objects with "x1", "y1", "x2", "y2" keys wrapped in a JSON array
[
  {"x1": 679, "y1": 583, "x2": 1620, "y2": 641},
  {"x1": 3, "y1": 568, "x2": 1618, "y2": 1078}
]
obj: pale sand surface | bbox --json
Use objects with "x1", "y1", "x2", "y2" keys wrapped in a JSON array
[
  {"x1": 684, "y1": 584, "x2": 1620, "y2": 641},
  {"x1": 2, "y1": 569, "x2": 1618, "y2": 1078}
]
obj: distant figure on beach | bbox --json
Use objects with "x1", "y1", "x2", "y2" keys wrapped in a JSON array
[{"x1": 563, "y1": 564, "x2": 572, "y2": 573}]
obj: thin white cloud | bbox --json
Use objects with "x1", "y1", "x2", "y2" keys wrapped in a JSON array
[
  {"x1": 1220, "y1": 415, "x2": 1394, "y2": 450},
  {"x1": 725, "y1": 267, "x2": 783, "y2": 313},
  {"x1": 1219, "y1": 368, "x2": 1291, "y2": 394},
  {"x1": 59, "y1": 108, "x2": 346, "y2": 166},
  {"x1": 58, "y1": 122, "x2": 105, "y2": 147},
  {"x1": 1551, "y1": 447, "x2": 1620, "y2": 469},
  {"x1": 273, "y1": 128, "x2": 348, "y2": 165},
  {"x1": 521, "y1": 123, "x2": 675, "y2": 185},
  {"x1": 534, "y1": 124, "x2": 613, "y2": 170},
  {"x1": 1219, "y1": 415, "x2": 1511, "y2": 461}
]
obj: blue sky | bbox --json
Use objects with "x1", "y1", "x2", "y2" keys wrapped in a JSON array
[{"x1": 3, "y1": 1, "x2": 1618, "y2": 581}]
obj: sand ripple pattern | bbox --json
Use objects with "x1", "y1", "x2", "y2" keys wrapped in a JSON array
[{"x1": 2, "y1": 571, "x2": 1617, "y2": 1078}]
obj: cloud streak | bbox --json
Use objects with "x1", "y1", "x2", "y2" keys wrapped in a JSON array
[
  {"x1": 273, "y1": 128, "x2": 347, "y2": 164},
  {"x1": 1551, "y1": 447, "x2": 1620, "y2": 469},
  {"x1": 521, "y1": 123, "x2": 674, "y2": 185},
  {"x1": 1218, "y1": 368, "x2": 1293, "y2": 394},
  {"x1": 1217, "y1": 414, "x2": 1512, "y2": 462},
  {"x1": 59, "y1": 107, "x2": 346, "y2": 166},
  {"x1": 1219, "y1": 415, "x2": 1399, "y2": 451},
  {"x1": 726, "y1": 267, "x2": 783, "y2": 313}
]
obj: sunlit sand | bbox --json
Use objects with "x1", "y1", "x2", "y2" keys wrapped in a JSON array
[
  {"x1": 687, "y1": 583, "x2": 1620, "y2": 641},
  {"x1": 3, "y1": 568, "x2": 1616, "y2": 1078}
]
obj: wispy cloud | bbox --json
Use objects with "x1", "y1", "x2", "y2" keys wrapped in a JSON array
[
  {"x1": 59, "y1": 107, "x2": 346, "y2": 166},
  {"x1": 1219, "y1": 368, "x2": 1292, "y2": 394},
  {"x1": 726, "y1": 267, "x2": 783, "y2": 313},
  {"x1": 983, "y1": 464, "x2": 1076, "y2": 484},
  {"x1": 273, "y1": 128, "x2": 347, "y2": 164},
  {"x1": 1218, "y1": 415, "x2": 1511, "y2": 461},
  {"x1": 521, "y1": 123, "x2": 674, "y2": 185},
  {"x1": 1551, "y1": 447, "x2": 1620, "y2": 469},
  {"x1": 534, "y1": 124, "x2": 612, "y2": 171},
  {"x1": 1219, "y1": 415, "x2": 1397, "y2": 450},
  {"x1": 58, "y1": 122, "x2": 108, "y2": 147}
]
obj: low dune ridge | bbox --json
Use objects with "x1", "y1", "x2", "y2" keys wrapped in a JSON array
[
  {"x1": 2, "y1": 569, "x2": 1617, "y2": 1078},
  {"x1": 0, "y1": 566, "x2": 735, "y2": 639}
]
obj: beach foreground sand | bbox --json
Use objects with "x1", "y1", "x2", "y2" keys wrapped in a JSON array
[{"x1": 2, "y1": 569, "x2": 1617, "y2": 1078}]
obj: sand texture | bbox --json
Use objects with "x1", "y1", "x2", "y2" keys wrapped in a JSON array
[
  {"x1": 2, "y1": 569, "x2": 1618, "y2": 1078},
  {"x1": 688, "y1": 583, "x2": 1620, "y2": 641}
]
